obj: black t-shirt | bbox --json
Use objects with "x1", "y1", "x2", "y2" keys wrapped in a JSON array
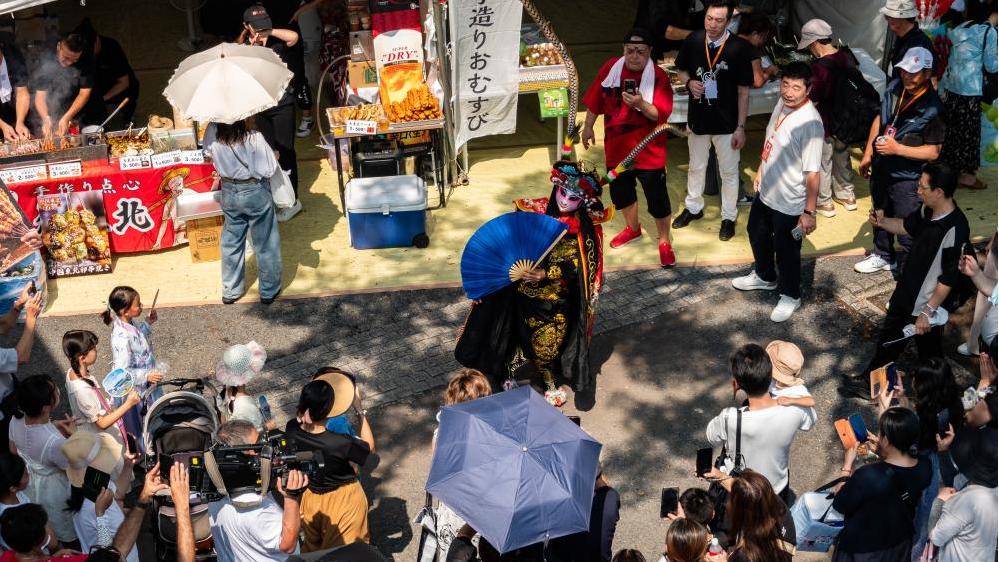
[
  {"x1": 95, "y1": 36, "x2": 138, "y2": 101},
  {"x1": 633, "y1": 0, "x2": 703, "y2": 59},
  {"x1": 890, "y1": 26, "x2": 936, "y2": 80},
  {"x1": 30, "y1": 46, "x2": 96, "y2": 97},
  {"x1": 261, "y1": 34, "x2": 306, "y2": 93},
  {"x1": 872, "y1": 80, "x2": 946, "y2": 184},
  {"x1": 833, "y1": 459, "x2": 932, "y2": 553},
  {"x1": 888, "y1": 205, "x2": 970, "y2": 315},
  {"x1": 284, "y1": 419, "x2": 371, "y2": 492},
  {"x1": 1, "y1": 41, "x2": 28, "y2": 91},
  {"x1": 675, "y1": 30, "x2": 754, "y2": 135}
]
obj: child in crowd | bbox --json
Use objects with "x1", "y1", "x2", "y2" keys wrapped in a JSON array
[
  {"x1": 63, "y1": 330, "x2": 140, "y2": 451},
  {"x1": 101, "y1": 286, "x2": 165, "y2": 451},
  {"x1": 215, "y1": 341, "x2": 275, "y2": 432},
  {"x1": 765, "y1": 340, "x2": 816, "y2": 408},
  {"x1": 0, "y1": 454, "x2": 35, "y2": 551}
]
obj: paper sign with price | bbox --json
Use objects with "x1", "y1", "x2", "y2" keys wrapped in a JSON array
[
  {"x1": 345, "y1": 119, "x2": 378, "y2": 135},
  {"x1": 0, "y1": 164, "x2": 48, "y2": 184},
  {"x1": 151, "y1": 151, "x2": 181, "y2": 169},
  {"x1": 48, "y1": 161, "x2": 83, "y2": 179},
  {"x1": 118, "y1": 155, "x2": 152, "y2": 171},
  {"x1": 179, "y1": 150, "x2": 205, "y2": 164}
]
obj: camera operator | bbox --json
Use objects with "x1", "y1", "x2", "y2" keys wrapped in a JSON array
[
  {"x1": 207, "y1": 420, "x2": 309, "y2": 562},
  {"x1": 284, "y1": 369, "x2": 375, "y2": 552}
]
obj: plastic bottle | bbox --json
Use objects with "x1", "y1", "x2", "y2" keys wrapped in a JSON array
[
  {"x1": 708, "y1": 538, "x2": 723, "y2": 556},
  {"x1": 258, "y1": 395, "x2": 273, "y2": 422}
]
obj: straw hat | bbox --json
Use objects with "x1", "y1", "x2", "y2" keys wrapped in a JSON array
[
  {"x1": 215, "y1": 341, "x2": 267, "y2": 387},
  {"x1": 766, "y1": 340, "x2": 805, "y2": 387},
  {"x1": 313, "y1": 370, "x2": 356, "y2": 420},
  {"x1": 62, "y1": 431, "x2": 124, "y2": 488}
]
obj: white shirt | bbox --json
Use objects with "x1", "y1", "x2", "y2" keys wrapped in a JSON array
[
  {"x1": 203, "y1": 125, "x2": 279, "y2": 180},
  {"x1": 758, "y1": 100, "x2": 824, "y2": 217},
  {"x1": 931, "y1": 484, "x2": 998, "y2": 562},
  {"x1": 0, "y1": 490, "x2": 30, "y2": 549},
  {"x1": 65, "y1": 373, "x2": 125, "y2": 448},
  {"x1": 0, "y1": 347, "x2": 18, "y2": 422},
  {"x1": 73, "y1": 483, "x2": 138, "y2": 562},
  {"x1": 706, "y1": 404, "x2": 814, "y2": 493},
  {"x1": 222, "y1": 395, "x2": 265, "y2": 432},
  {"x1": 209, "y1": 492, "x2": 293, "y2": 562}
]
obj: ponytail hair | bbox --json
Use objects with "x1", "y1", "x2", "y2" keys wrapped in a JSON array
[
  {"x1": 100, "y1": 286, "x2": 139, "y2": 325},
  {"x1": 879, "y1": 407, "x2": 922, "y2": 458},
  {"x1": 62, "y1": 329, "x2": 99, "y2": 376}
]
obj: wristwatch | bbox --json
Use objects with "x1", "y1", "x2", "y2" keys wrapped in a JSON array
[{"x1": 802, "y1": 209, "x2": 816, "y2": 217}]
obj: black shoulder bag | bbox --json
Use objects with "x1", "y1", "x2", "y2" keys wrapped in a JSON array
[{"x1": 708, "y1": 408, "x2": 745, "y2": 544}]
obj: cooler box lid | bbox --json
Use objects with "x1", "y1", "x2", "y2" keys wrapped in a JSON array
[{"x1": 346, "y1": 174, "x2": 426, "y2": 214}]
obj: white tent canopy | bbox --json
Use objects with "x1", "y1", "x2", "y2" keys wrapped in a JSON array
[{"x1": 0, "y1": 0, "x2": 55, "y2": 16}]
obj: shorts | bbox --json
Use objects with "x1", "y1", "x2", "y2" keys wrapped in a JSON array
[{"x1": 608, "y1": 168, "x2": 671, "y2": 218}]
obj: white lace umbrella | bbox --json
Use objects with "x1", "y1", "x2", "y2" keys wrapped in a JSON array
[{"x1": 163, "y1": 42, "x2": 293, "y2": 125}]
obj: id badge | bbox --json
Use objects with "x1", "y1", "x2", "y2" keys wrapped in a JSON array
[
  {"x1": 761, "y1": 139, "x2": 773, "y2": 162},
  {"x1": 704, "y1": 76, "x2": 719, "y2": 100},
  {"x1": 884, "y1": 125, "x2": 897, "y2": 138}
]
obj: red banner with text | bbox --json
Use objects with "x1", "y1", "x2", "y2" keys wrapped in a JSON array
[{"x1": 7, "y1": 162, "x2": 216, "y2": 254}]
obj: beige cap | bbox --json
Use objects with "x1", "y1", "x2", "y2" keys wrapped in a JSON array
[
  {"x1": 797, "y1": 19, "x2": 833, "y2": 50},
  {"x1": 62, "y1": 431, "x2": 124, "y2": 488},
  {"x1": 766, "y1": 340, "x2": 805, "y2": 387},
  {"x1": 880, "y1": 0, "x2": 918, "y2": 19}
]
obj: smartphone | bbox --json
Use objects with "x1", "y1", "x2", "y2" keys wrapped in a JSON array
[
  {"x1": 834, "y1": 419, "x2": 858, "y2": 450},
  {"x1": 623, "y1": 78, "x2": 637, "y2": 95},
  {"x1": 791, "y1": 225, "x2": 804, "y2": 241},
  {"x1": 885, "y1": 363, "x2": 898, "y2": 390},
  {"x1": 937, "y1": 409, "x2": 951, "y2": 437},
  {"x1": 848, "y1": 414, "x2": 867, "y2": 443},
  {"x1": 126, "y1": 433, "x2": 138, "y2": 456},
  {"x1": 870, "y1": 364, "x2": 891, "y2": 399},
  {"x1": 695, "y1": 447, "x2": 713, "y2": 477},
  {"x1": 660, "y1": 487, "x2": 679, "y2": 518},
  {"x1": 81, "y1": 466, "x2": 111, "y2": 502},
  {"x1": 27, "y1": 281, "x2": 36, "y2": 297},
  {"x1": 158, "y1": 453, "x2": 174, "y2": 480},
  {"x1": 962, "y1": 242, "x2": 975, "y2": 258},
  {"x1": 567, "y1": 415, "x2": 581, "y2": 427}
]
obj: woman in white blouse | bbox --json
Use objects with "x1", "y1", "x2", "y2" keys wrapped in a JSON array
[
  {"x1": 7, "y1": 375, "x2": 78, "y2": 544},
  {"x1": 203, "y1": 119, "x2": 283, "y2": 304}
]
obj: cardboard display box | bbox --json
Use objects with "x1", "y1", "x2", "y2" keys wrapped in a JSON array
[
  {"x1": 348, "y1": 60, "x2": 378, "y2": 90},
  {"x1": 188, "y1": 216, "x2": 224, "y2": 263},
  {"x1": 350, "y1": 31, "x2": 374, "y2": 61}
]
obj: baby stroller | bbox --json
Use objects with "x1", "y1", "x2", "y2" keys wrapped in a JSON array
[{"x1": 141, "y1": 378, "x2": 221, "y2": 562}]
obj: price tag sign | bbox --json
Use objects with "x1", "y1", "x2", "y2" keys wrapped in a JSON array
[
  {"x1": 0, "y1": 164, "x2": 48, "y2": 185},
  {"x1": 179, "y1": 150, "x2": 205, "y2": 164},
  {"x1": 345, "y1": 119, "x2": 378, "y2": 135},
  {"x1": 538, "y1": 88, "x2": 569, "y2": 118},
  {"x1": 48, "y1": 160, "x2": 83, "y2": 179},
  {"x1": 151, "y1": 151, "x2": 181, "y2": 169},
  {"x1": 119, "y1": 155, "x2": 152, "y2": 171}
]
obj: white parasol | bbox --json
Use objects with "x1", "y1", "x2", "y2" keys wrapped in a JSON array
[{"x1": 163, "y1": 42, "x2": 293, "y2": 125}]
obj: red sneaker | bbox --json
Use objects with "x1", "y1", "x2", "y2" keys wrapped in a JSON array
[
  {"x1": 610, "y1": 225, "x2": 642, "y2": 248},
  {"x1": 659, "y1": 241, "x2": 676, "y2": 267}
]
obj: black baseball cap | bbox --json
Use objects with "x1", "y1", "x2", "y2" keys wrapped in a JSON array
[
  {"x1": 243, "y1": 4, "x2": 273, "y2": 31},
  {"x1": 623, "y1": 27, "x2": 654, "y2": 47}
]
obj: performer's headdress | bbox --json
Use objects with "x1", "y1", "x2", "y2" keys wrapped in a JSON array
[{"x1": 550, "y1": 160, "x2": 602, "y2": 211}]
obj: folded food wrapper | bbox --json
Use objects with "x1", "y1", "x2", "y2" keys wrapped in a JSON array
[{"x1": 103, "y1": 367, "x2": 134, "y2": 398}]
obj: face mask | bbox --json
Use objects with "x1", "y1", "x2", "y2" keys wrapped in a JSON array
[{"x1": 556, "y1": 185, "x2": 583, "y2": 212}]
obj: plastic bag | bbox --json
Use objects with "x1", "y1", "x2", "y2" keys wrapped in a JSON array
[{"x1": 270, "y1": 168, "x2": 295, "y2": 209}]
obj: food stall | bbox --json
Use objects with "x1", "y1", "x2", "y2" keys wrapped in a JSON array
[
  {"x1": 518, "y1": 23, "x2": 571, "y2": 150},
  {"x1": 0, "y1": 115, "x2": 218, "y2": 276}
]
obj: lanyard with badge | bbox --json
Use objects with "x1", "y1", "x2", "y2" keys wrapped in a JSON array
[
  {"x1": 701, "y1": 33, "x2": 728, "y2": 104},
  {"x1": 760, "y1": 102, "x2": 805, "y2": 162},
  {"x1": 884, "y1": 86, "x2": 928, "y2": 138}
]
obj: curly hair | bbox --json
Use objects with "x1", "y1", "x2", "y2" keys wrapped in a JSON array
[{"x1": 443, "y1": 368, "x2": 492, "y2": 406}]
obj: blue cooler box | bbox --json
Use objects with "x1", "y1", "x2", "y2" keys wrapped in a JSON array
[{"x1": 346, "y1": 175, "x2": 428, "y2": 249}]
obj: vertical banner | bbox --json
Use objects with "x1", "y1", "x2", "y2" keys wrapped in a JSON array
[{"x1": 450, "y1": 0, "x2": 522, "y2": 151}]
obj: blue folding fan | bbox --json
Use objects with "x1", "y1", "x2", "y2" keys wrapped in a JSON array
[{"x1": 460, "y1": 212, "x2": 569, "y2": 300}]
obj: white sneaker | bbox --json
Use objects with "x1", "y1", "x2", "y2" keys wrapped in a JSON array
[
  {"x1": 957, "y1": 342, "x2": 977, "y2": 356},
  {"x1": 817, "y1": 202, "x2": 837, "y2": 218},
  {"x1": 296, "y1": 118, "x2": 314, "y2": 138},
  {"x1": 276, "y1": 200, "x2": 302, "y2": 222},
  {"x1": 854, "y1": 254, "x2": 893, "y2": 274},
  {"x1": 732, "y1": 271, "x2": 778, "y2": 291},
  {"x1": 770, "y1": 295, "x2": 801, "y2": 322}
]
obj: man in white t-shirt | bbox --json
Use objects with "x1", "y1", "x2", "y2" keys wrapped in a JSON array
[
  {"x1": 706, "y1": 343, "x2": 814, "y2": 503},
  {"x1": 208, "y1": 420, "x2": 308, "y2": 562},
  {"x1": 732, "y1": 62, "x2": 824, "y2": 322}
]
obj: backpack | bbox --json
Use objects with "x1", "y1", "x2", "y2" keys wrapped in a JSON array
[{"x1": 817, "y1": 55, "x2": 881, "y2": 145}]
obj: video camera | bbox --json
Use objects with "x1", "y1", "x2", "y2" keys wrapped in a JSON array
[{"x1": 164, "y1": 433, "x2": 324, "y2": 501}]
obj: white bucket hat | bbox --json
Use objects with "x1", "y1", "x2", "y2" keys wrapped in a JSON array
[
  {"x1": 215, "y1": 341, "x2": 267, "y2": 387},
  {"x1": 881, "y1": 0, "x2": 918, "y2": 19}
]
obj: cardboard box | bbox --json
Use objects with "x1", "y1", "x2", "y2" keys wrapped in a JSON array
[
  {"x1": 350, "y1": 31, "x2": 374, "y2": 61},
  {"x1": 187, "y1": 216, "x2": 224, "y2": 263},
  {"x1": 348, "y1": 60, "x2": 378, "y2": 90}
]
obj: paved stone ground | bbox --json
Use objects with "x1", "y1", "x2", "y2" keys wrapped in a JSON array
[{"x1": 12, "y1": 254, "x2": 986, "y2": 562}]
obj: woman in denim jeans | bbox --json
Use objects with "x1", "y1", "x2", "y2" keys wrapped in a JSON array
[{"x1": 203, "y1": 120, "x2": 283, "y2": 304}]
